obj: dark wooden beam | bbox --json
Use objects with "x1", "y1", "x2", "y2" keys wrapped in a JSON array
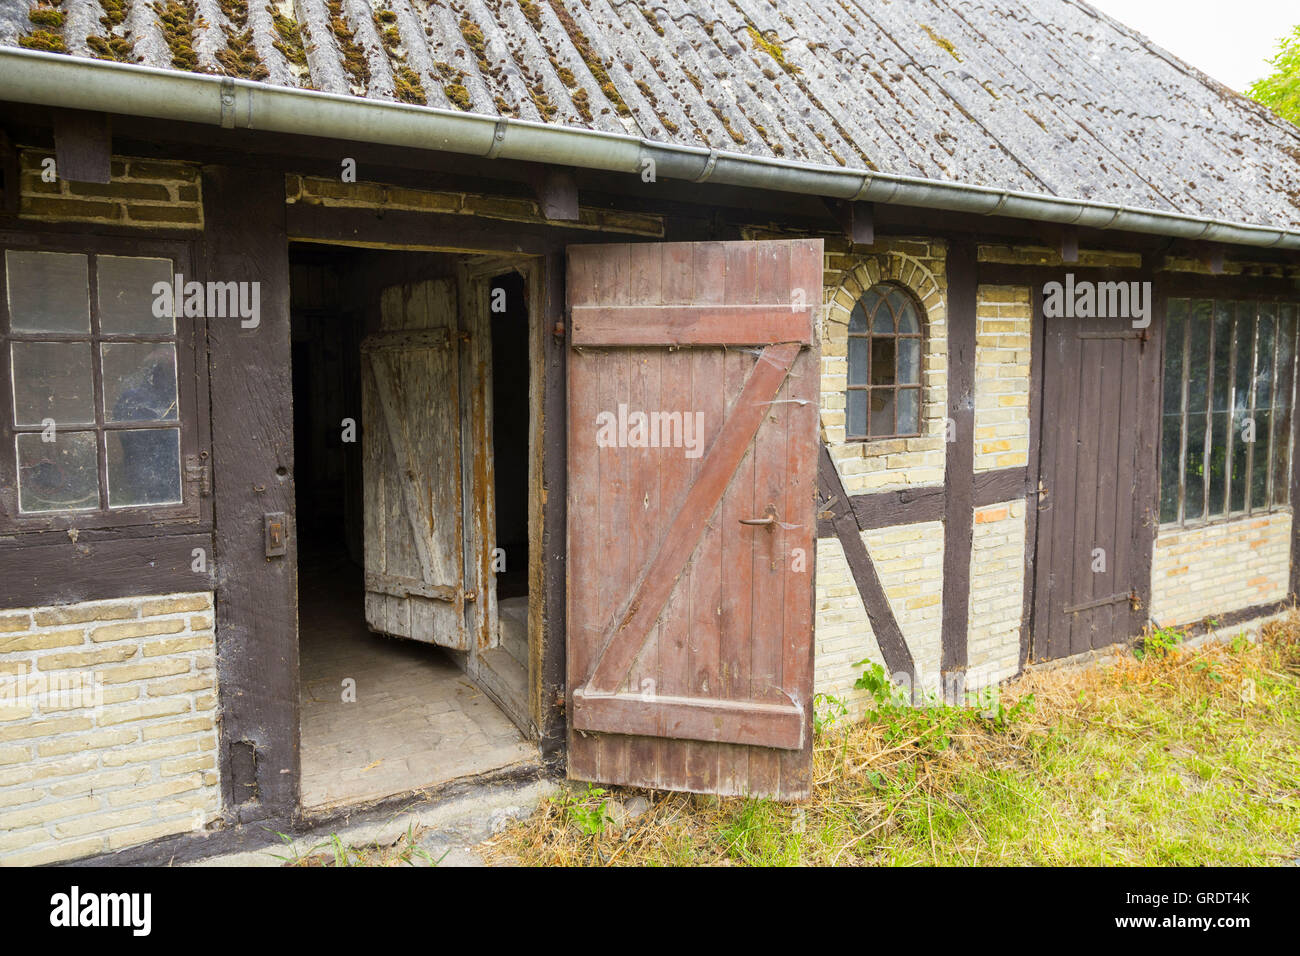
[
  {"x1": 850, "y1": 484, "x2": 944, "y2": 529},
  {"x1": 204, "y1": 165, "x2": 300, "y2": 822},
  {"x1": 941, "y1": 239, "x2": 977, "y2": 680},
  {"x1": 527, "y1": 165, "x2": 579, "y2": 221},
  {"x1": 817, "y1": 445, "x2": 916, "y2": 684},
  {"x1": 0, "y1": 129, "x2": 19, "y2": 214},
  {"x1": 1059, "y1": 225, "x2": 1079, "y2": 264},
  {"x1": 1197, "y1": 243, "x2": 1225, "y2": 275},
  {"x1": 0, "y1": 532, "x2": 214, "y2": 608},
  {"x1": 974, "y1": 467, "x2": 1027, "y2": 508},
  {"x1": 1019, "y1": 280, "x2": 1045, "y2": 669},
  {"x1": 825, "y1": 199, "x2": 874, "y2": 245},
  {"x1": 52, "y1": 109, "x2": 111, "y2": 184}
]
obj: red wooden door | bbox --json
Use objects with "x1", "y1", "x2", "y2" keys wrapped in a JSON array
[{"x1": 566, "y1": 239, "x2": 822, "y2": 800}]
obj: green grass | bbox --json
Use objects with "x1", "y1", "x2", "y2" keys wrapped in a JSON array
[{"x1": 486, "y1": 613, "x2": 1300, "y2": 866}]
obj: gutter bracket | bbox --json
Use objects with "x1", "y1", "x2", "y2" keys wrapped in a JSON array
[
  {"x1": 219, "y1": 78, "x2": 237, "y2": 130},
  {"x1": 693, "y1": 148, "x2": 718, "y2": 183},
  {"x1": 486, "y1": 119, "x2": 509, "y2": 159}
]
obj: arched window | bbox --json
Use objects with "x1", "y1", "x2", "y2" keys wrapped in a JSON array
[{"x1": 846, "y1": 284, "x2": 923, "y2": 439}]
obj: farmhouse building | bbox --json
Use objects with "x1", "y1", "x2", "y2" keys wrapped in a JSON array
[{"x1": 0, "y1": 0, "x2": 1297, "y2": 864}]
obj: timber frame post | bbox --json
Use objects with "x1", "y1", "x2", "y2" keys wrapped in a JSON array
[
  {"x1": 941, "y1": 239, "x2": 977, "y2": 686},
  {"x1": 204, "y1": 166, "x2": 300, "y2": 820}
]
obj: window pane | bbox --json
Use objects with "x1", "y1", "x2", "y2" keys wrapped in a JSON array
[
  {"x1": 1231, "y1": 303, "x2": 1255, "y2": 512},
  {"x1": 898, "y1": 337, "x2": 920, "y2": 385},
  {"x1": 869, "y1": 389, "x2": 895, "y2": 437},
  {"x1": 871, "y1": 301, "x2": 893, "y2": 334},
  {"x1": 1208, "y1": 411, "x2": 1228, "y2": 517},
  {"x1": 1251, "y1": 410, "x2": 1271, "y2": 510},
  {"x1": 1211, "y1": 303, "x2": 1233, "y2": 413},
  {"x1": 5, "y1": 251, "x2": 90, "y2": 333},
  {"x1": 1160, "y1": 299, "x2": 1186, "y2": 521},
  {"x1": 1272, "y1": 305, "x2": 1295, "y2": 507},
  {"x1": 848, "y1": 302, "x2": 868, "y2": 334},
  {"x1": 16, "y1": 431, "x2": 98, "y2": 512},
  {"x1": 1255, "y1": 305, "x2": 1275, "y2": 411},
  {"x1": 897, "y1": 388, "x2": 919, "y2": 434},
  {"x1": 1186, "y1": 300, "x2": 1211, "y2": 415},
  {"x1": 102, "y1": 343, "x2": 179, "y2": 423},
  {"x1": 896, "y1": 302, "x2": 919, "y2": 334},
  {"x1": 98, "y1": 256, "x2": 175, "y2": 334},
  {"x1": 847, "y1": 336, "x2": 868, "y2": 386},
  {"x1": 847, "y1": 389, "x2": 867, "y2": 437},
  {"x1": 11, "y1": 342, "x2": 95, "y2": 427},
  {"x1": 1162, "y1": 299, "x2": 1186, "y2": 416},
  {"x1": 1159, "y1": 414, "x2": 1181, "y2": 523},
  {"x1": 107, "y1": 428, "x2": 181, "y2": 507},
  {"x1": 884, "y1": 287, "x2": 909, "y2": 321},
  {"x1": 1184, "y1": 411, "x2": 1206, "y2": 520},
  {"x1": 870, "y1": 336, "x2": 896, "y2": 386}
]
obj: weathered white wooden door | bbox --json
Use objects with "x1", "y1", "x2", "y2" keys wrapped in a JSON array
[{"x1": 361, "y1": 278, "x2": 489, "y2": 650}]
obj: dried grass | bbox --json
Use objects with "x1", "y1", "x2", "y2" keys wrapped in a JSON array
[{"x1": 482, "y1": 610, "x2": 1300, "y2": 866}]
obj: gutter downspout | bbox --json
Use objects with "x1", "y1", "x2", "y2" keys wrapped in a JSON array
[{"x1": 1, "y1": 48, "x2": 1297, "y2": 252}]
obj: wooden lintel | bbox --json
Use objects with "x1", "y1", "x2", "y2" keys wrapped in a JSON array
[
  {"x1": 527, "y1": 165, "x2": 579, "y2": 221},
  {"x1": 826, "y1": 198, "x2": 874, "y2": 245},
  {"x1": 52, "y1": 109, "x2": 112, "y2": 184}
]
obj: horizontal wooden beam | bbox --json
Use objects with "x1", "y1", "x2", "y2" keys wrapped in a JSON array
[
  {"x1": 570, "y1": 304, "x2": 813, "y2": 346},
  {"x1": 571, "y1": 689, "x2": 804, "y2": 749},
  {"x1": 974, "y1": 466, "x2": 1028, "y2": 507},
  {"x1": 0, "y1": 532, "x2": 214, "y2": 609},
  {"x1": 816, "y1": 466, "x2": 1030, "y2": 537}
]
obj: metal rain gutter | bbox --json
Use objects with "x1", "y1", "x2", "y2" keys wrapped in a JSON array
[{"x1": 2, "y1": 47, "x2": 1298, "y2": 251}]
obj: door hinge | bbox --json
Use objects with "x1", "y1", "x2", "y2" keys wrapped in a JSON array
[{"x1": 185, "y1": 452, "x2": 212, "y2": 496}]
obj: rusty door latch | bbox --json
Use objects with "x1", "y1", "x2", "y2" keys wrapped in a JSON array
[{"x1": 264, "y1": 512, "x2": 287, "y2": 558}]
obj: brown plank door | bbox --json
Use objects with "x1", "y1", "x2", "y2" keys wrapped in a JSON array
[
  {"x1": 1031, "y1": 311, "x2": 1159, "y2": 661},
  {"x1": 566, "y1": 239, "x2": 822, "y2": 800},
  {"x1": 361, "y1": 279, "x2": 492, "y2": 651}
]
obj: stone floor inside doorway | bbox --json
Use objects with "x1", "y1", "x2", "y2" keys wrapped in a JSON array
[{"x1": 297, "y1": 553, "x2": 537, "y2": 811}]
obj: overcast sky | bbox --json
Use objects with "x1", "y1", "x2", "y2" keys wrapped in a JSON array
[{"x1": 1085, "y1": 0, "x2": 1296, "y2": 92}]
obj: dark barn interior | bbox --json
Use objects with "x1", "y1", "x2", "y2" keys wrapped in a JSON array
[{"x1": 288, "y1": 245, "x2": 535, "y2": 811}]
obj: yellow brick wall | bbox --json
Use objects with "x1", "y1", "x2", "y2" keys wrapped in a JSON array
[
  {"x1": 19, "y1": 150, "x2": 203, "y2": 228},
  {"x1": 974, "y1": 285, "x2": 1032, "y2": 471},
  {"x1": 821, "y1": 239, "x2": 949, "y2": 494},
  {"x1": 1150, "y1": 514, "x2": 1293, "y2": 626},
  {"x1": 0, "y1": 593, "x2": 219, "y2": 866},
  {"x1": 813, "y1": 520, "x2": 946, "y2": 715},
  {"x1": 967, "y1": 500, "x2": 1027, "y2": 686}
]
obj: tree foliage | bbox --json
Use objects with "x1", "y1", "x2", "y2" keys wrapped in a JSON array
[{"x1": 1248, "y1": 24, "x2": 1300, "y2": 124}]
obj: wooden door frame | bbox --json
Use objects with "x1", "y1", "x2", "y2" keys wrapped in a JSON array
[{"x1": 456, "y1": 255, "x2": 548, "y2": 738}]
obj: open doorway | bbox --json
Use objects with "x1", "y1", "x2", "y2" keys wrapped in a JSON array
[{"x1": 290, "y1": 244, "x2": 538, "y2": 812}]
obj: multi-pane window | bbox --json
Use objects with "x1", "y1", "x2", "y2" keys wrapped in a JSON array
[
  {"x1": 1160, "y1": 298, "x2": 1298, "y2": 525},
  {"x1": 1, "y1": 247, "x2": 198, "y2": 526},
  {"x1": 846, "y1": 283, "x2": 923, "y2": 439}
]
